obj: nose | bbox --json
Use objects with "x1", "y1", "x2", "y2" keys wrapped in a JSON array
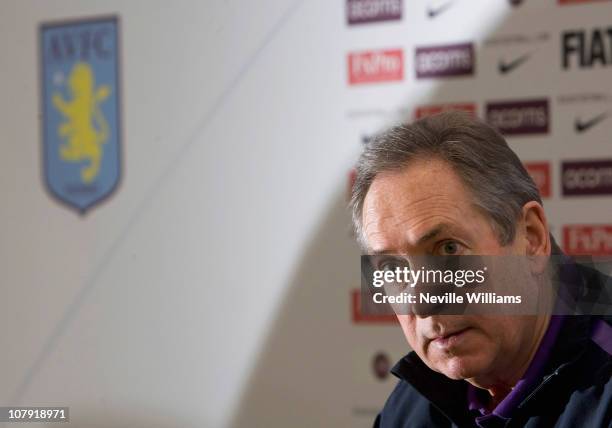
[{"x1": 410, "y1": 282, "x2": 458, "y2": 317}]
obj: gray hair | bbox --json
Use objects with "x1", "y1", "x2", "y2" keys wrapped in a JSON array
[{"x1": 350, "y1": 111, "x2": 542, "y2": 248}]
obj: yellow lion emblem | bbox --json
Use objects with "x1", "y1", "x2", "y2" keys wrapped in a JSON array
[{"x1": 52, "y1": 62, "x2": 110, "y2": 183}]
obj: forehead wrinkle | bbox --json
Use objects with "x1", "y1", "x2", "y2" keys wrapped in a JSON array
[
  {"x1": 403, "y1": 203, "x2": 465, "y2": 228},
  {"x1": 364, "y1": 197, "x2": 467, "y2": 247},
  {"x1": 362, "y1": 206, "x2": 397, "y2": 233},
  {"x1": 401, "y1": 214, "x2": 464, "y2": 243},
  {"x1": 399, "y1": 192, "x2": 463, "y2": 209},
  {"x1": 362, "y1": 208, "x2": 400, "y2": 251},
  {"x1": 364, "y1": 211, "x2": 465, "y2": 252},
  {"x1": 363, "y1": 173, "x2": 474, "y2": 250},
  {"x1": 391, "y1": 195, "x2": 465, "y2": 232},
  {"x1": 390, "y1": 193, "x2": 464, "y2": 221}
]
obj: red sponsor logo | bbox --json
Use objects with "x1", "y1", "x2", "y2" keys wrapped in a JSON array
[
  {"x1": 414, "y1": 103, "x2": 476, "y2": 119},
  {"x1": 348, "y1": 49, "x2": 403, "y2": 85},
  {"x1": 524, "y1": 162, "x2": 551, "y2": 198},
  {"x1": 563, "y1": 225, "x2": 612, "y2": 255},
  {"x1": 351, "y1": 290, "x2": 397, "y2": 324}
]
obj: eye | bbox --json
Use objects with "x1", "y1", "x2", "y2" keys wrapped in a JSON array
[
  {"x1": 377, "y1": 257, "x2": 408, "y2": 272},
  {"x1": 436, "y1": 240, "x2": 464, "y2": 256},
  {"x1": 380, "y1": 259, "x2": 400, "y2": 272}
]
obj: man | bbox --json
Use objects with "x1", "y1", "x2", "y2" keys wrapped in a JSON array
[{"x1": 349, "y1": 111, "x2": 611, "y2": 427}]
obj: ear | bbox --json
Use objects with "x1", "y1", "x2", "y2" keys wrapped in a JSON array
[{"x1": 521, "y1": 201, "x2": 551, "y2": 257}]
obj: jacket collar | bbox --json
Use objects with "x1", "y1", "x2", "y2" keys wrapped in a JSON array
[
  {"x1": 390, "y1": 351, "x2": 473, "y2": 426},
  {"x1": 390, "y1": 315, "x2": 596, "y2": 426}
]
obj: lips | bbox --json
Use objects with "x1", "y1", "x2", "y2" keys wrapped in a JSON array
[{"x1": 430, "y1": 327, "x2": 471, "y2": 349}]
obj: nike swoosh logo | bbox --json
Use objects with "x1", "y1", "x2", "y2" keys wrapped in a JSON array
[
  {"x1": 575, "y1": 112, "x2": 608, "y2": 133},
  {"x1": 427, "y1": 1, "x2": 454, "y2": 18},
  {"x1": 498, "y1": 54, "x2": 530, "y2": 74}
]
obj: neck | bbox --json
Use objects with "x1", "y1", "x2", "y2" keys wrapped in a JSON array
[
  {"x1": 484, "y1": 385, "x2": 512, "y2": 411},
  {"x1": 468, "y1": 315, "x2": 551, "y2": 405}
]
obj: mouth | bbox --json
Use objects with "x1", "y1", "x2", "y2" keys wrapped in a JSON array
[{"x1": 429, "y1": 327, "x2": 472, "y2": 349}]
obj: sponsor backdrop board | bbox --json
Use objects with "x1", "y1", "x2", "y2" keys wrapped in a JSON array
[
  {"x1": 0, "y1": 1, "x2": 611, "y2": 427},
  {"x1": 346, "y1": 0, "x2": 612, "y2": 426}
]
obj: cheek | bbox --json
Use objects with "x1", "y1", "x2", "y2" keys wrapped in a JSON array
[
  {"x1": 397, "y1": 316, "x2": 433, "y2": 365},
  {"x1": 497, "y1": 317, "x2": 531, "y2": 349},
  {"x1": 462, "y1": 320, "x2": 519, "y2": 367},
  {"x1": 397, "y1": 315, "x2": 419, "y2": 348}
]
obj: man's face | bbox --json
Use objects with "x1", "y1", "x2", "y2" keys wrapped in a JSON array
[{"x1": 361, "y1": 158, "x2": 540, "y2": 381}]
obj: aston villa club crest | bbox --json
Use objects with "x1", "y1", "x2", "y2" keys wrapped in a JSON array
[{"x1": 40, "y1": 16, "x2": 122, "y2": 214}]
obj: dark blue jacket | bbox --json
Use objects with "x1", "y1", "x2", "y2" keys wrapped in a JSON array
[{"x1": 374, "y1": 262, "x2": 612, "y2": 428}]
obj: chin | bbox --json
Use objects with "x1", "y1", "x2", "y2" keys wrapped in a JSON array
[{"x1": 435, "y1": 354, "x2": 491, "y2": 380}]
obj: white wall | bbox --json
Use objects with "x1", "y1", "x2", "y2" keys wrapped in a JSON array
[{"x1": 1, "y1": 1, "x2": 611, "y2": 427}]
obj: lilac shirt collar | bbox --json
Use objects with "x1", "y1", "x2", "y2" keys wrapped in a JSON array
[{"x1": 467, "y1": 315, "x2": 565, "y2": 424}]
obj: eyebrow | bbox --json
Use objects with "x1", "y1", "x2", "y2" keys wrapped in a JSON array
[
  {"x1": 415, "y1": 223, "x2": 452, "y2": 245},
  {"x1": 367, "y1": 223, "x2": 454, "y2": 255}
]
